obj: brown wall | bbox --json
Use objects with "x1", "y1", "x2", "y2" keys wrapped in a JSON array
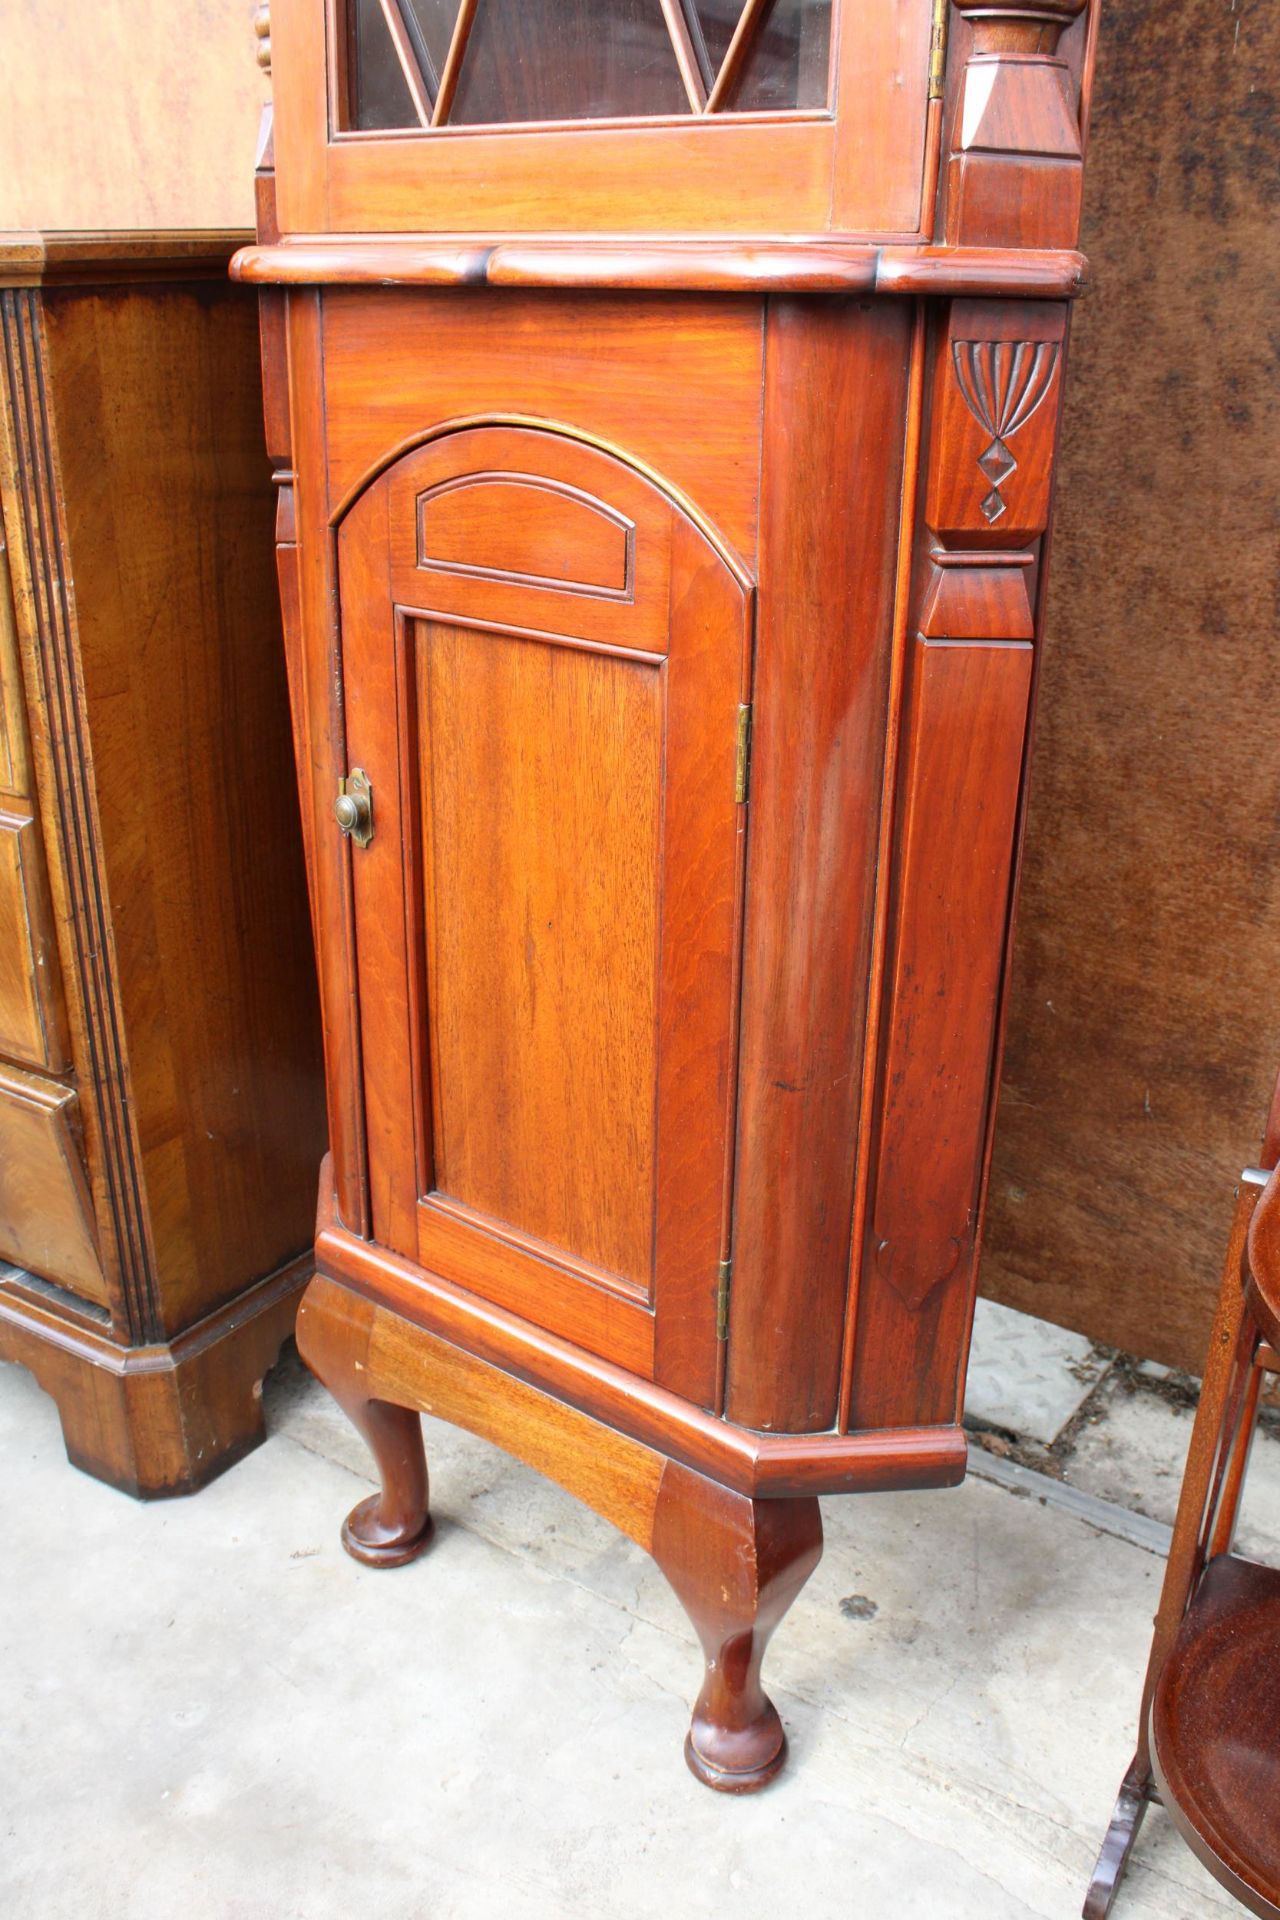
[
  {"x1": 0, "y1": 2, "x2": 266, "y2": 230},
  {"x1": 981, "y1": 0, "x2": 1280, "y2": 1370}
]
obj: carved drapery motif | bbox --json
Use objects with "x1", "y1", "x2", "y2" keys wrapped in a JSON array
[
  {"x1": 927, "y1": 300, "x2": 1065, "y2": 553},
  {"x1": 952, "y1": 337, "x2": 1061, "y2": 521}
]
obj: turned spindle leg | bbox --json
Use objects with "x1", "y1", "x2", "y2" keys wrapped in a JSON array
[
  {"x1": 650, "y1": 1460, "x2": 823, "y2": 1792},
  {"x1": 295, "y1": 1278, "x2": 433, "y2": 1567}
]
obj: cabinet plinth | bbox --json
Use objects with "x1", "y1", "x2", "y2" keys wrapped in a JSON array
[{"x1": 245, "y1": 0, "x2": 1098, "y2": 1782}]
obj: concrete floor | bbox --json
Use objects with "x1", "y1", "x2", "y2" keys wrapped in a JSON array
[{"x1": 0, "y1": 1335, "x2": 1255, "y2": 1920}]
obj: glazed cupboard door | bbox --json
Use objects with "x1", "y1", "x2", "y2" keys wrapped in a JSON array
[
  {"x1": 338, "y1": 425, "x2": 750, "y2": 1404},
  {"x1": 269, "y1": 0, "x2": 934, "y2": 236}
]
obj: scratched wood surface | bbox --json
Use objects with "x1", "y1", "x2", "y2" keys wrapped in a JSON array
[{"x1": 980, "y1": 0, "x2": 1280, "y2": 1372}]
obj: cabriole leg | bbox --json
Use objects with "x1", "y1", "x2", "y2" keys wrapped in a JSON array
[
  {"x1": 295, "y1": 1276, "x2": 433, "y2": 1567},
  {"x1": 650, "y1": 1459, "x2": 823, "y2": 1792}
]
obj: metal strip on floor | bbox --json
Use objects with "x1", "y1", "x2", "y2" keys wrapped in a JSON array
[{"x1": 966, "y1": 1439, "x2": 1174, "y2": 1557}]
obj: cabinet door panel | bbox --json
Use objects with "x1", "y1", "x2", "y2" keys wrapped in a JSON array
[
  {"x1": 339, "y1": 426, "x2": 748, "y2": 1402},
  {"x1": 417, "y1": 475, "x2": 633, "y2": 597},
  {"x1": 0, "y1": 805, "x2": 70, "y2": 1071},
  {"x1": 419, "y1": 618, "x2": 661, "y2": 1287},
  {"x1": 0, "y1": 539, "x2": 32, "y2": 799},
  {"x1": 0, "y1": 1061, "x2": 105, "y2": 1305}
]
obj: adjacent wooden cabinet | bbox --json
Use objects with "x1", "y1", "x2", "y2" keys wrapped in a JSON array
[
  {"x1": 239, "y1": 0, "x2": 1100, "y2": 1785},
  {"x1": 0, "y1": 233, "x2": 326, "y2": 1495}
]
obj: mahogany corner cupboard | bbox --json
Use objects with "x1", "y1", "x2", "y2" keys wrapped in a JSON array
[{"x1": 238, "y1": 0, "x2": 1100, "y2": 1788}]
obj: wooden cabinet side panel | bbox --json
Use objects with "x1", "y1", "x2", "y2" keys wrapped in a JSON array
[
  {"x1": 726, "y1": 298, "x2": 912, "y2": 1434},
  {"x1": 287, "y1": 292, "x2": 375, "y2": 1239},
  {"x1": 41, "y1": 282, "x2": 325, "y2": 1335}
]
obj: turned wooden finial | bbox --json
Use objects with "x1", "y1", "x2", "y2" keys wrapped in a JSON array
[
  {"x1": 943, "y1": 0, "x2": 1089, "y2": 246},
  {"x1": 951, "y1": 0, "x2": 1087, "y2": 56},
  {"x1": 254, "y1": 1, "x2": 272, "y2": 75}
]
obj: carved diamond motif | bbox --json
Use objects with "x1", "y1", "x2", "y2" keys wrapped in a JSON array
[
  {"x1": 953, "y1": 338, "x2": 1061, "y2": 525},
  {"x1": 978, "y1": 438, "x2": 1016, "y2": 486}
]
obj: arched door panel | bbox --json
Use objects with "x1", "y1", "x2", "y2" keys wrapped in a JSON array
[{"x1": 338, "y1": 427, "x2": 750, "y2": 1405}]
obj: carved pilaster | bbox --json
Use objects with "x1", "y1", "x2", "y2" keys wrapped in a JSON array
[
  {"x1": 0, "y1": 292, "x2": 159, "y2": 1343},
  {"x1": 851, "y1": 286, "x2": 1070, "y2": 1425}
]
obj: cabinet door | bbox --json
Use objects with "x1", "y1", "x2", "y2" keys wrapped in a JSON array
[
  {"x1": 339, "y1": 425, "x2": 749, "y2": 1404},
  {"x1": 272, "y1": 0, "x2": 932, "y2": 238}
]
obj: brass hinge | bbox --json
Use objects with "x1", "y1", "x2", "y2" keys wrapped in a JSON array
[
  {"x1": 716, "y1": 1257, "x2": 732, "y2": 1341},
  {"x1": 928, "y1": 0, "x2": 949, "y2": 100},
  {"x1": 734, "y1": 703, "x2": 752, "y2": 805}
]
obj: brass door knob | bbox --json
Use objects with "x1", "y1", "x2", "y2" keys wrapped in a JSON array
[{"x1": 334, "y1": 769, "x2": 373, "y2": 848}]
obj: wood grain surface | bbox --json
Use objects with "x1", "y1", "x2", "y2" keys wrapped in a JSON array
[
  {"x1": 853, "y1": 638, "x2": 1033, "y2": 1429},
  {"x1": 0, "y1": 241, "x2": 324, "y2": 1494},
  {"x1": 338, "y1": 421, "x2": 747, "y2": 1403},
  {"x1": 43, "y1": 282, "x2": 325, "y2": 1336},
  {"x1": 418, "y1": 619, "x2": 662, "y2": 1289},
  {"x1": 725, "y1": 297, "x2": 911, "y2": 1434},
  {"x1": 319, "y1": 288, "x2": 764, "y2": 561},
  {"x1": 980, "y1": 0, "x2": 1280, "y2": 1372},
  {"x1": 0, "y1": 1061, "x2": 104, "y2": 1303}
]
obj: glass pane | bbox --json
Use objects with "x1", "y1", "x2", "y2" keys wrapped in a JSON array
[
  {"x1": 728, "y1": 0, "x2": 831, "y2": 112},
  {"x1": 350, "y1": 0, "x2": 462, "y2": 128},
  {"x1": 342, "y1": 0, "x2": 833, "y2": 131},
  {"x1": 447, "y1": 0, "x2": 693, "y2": 125},
  {"x1": 401, "y1": 0, "x2": 462, "y2": 92},
  {"x1": 687, "y1": 0, "x2": 739, "y2": 90},
  {"x1": 351, "y1": 0, "x2": 420, "y2": 128}
]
